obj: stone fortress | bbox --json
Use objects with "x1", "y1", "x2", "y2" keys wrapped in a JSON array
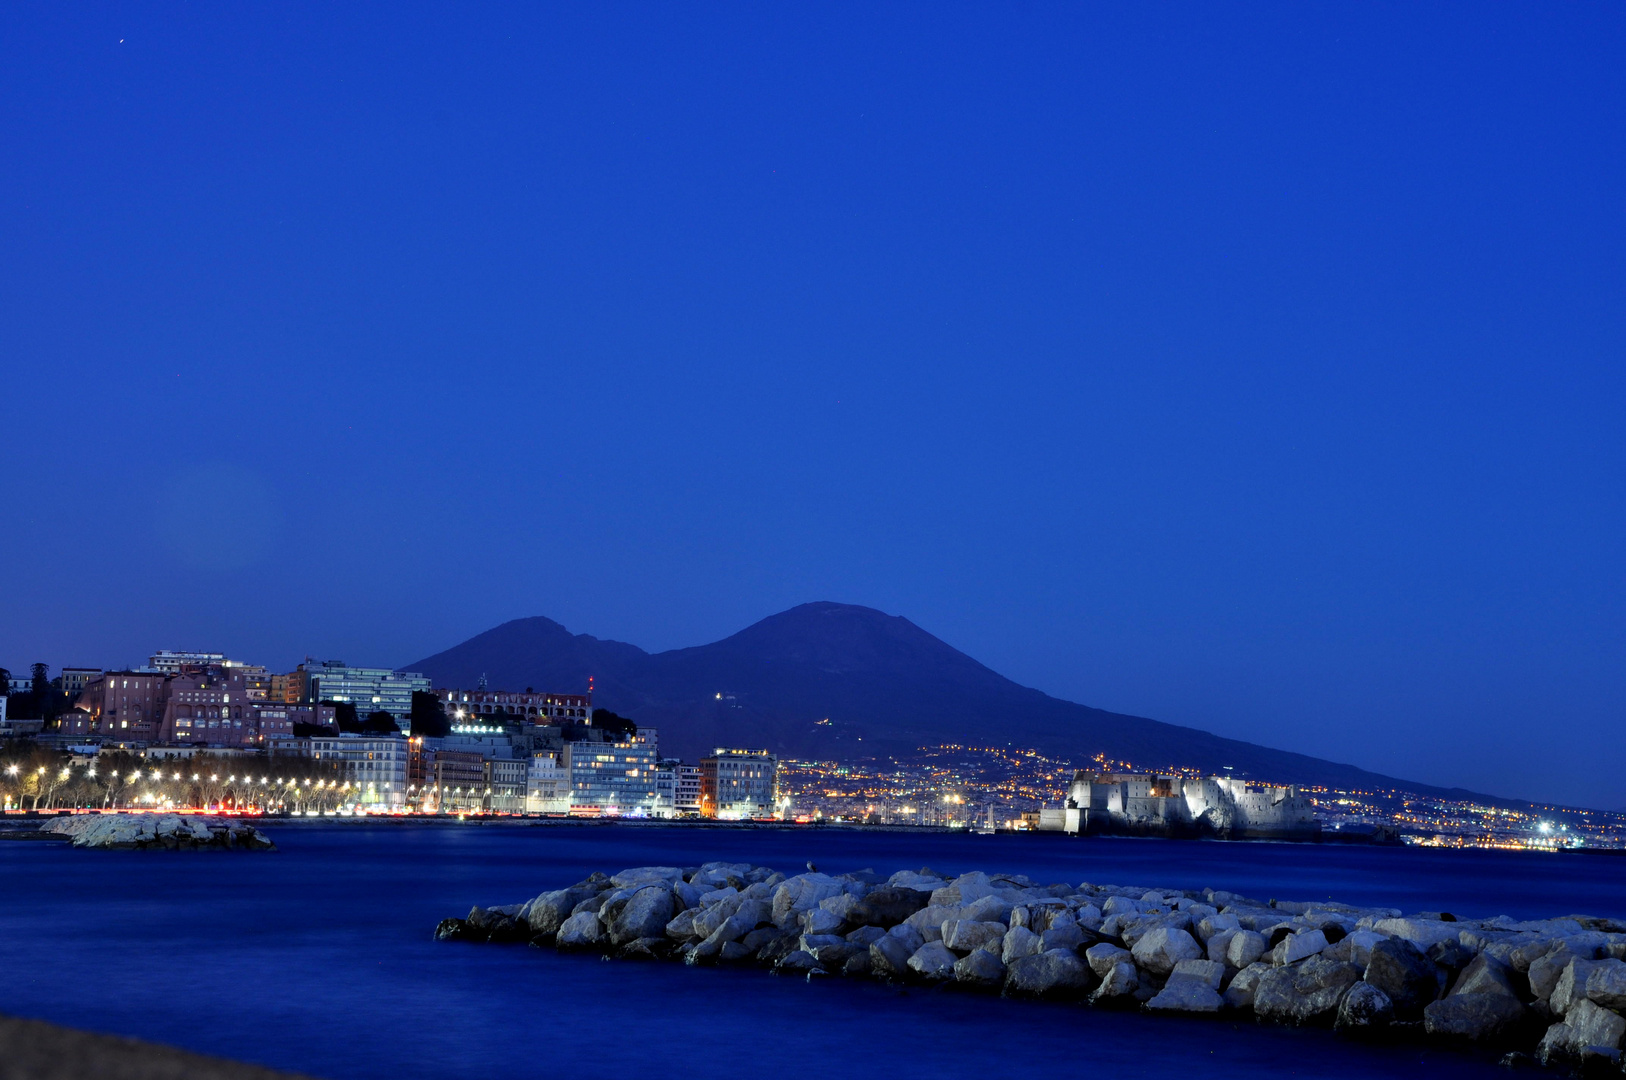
[{"x1": 1062, "y1": 771, "x2": 1319, "y2": 840}]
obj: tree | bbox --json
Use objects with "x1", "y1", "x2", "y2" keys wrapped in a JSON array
[
  {"x1": 591, "y1": 708, "x2": 637, "y2": 739},
  {"x1": 362, "y1": 710, "x2": 400, "y2": 734},
  {"x1": 329, "y1": 701, "x2": 362, "y2": 733},
  {"x1": 0, "y1": 667, "x2": 11, "y2": 693},
  {"x1": 409, "y1": 690, "x2": 451, "y2": 737},
  {"x1": 30, "y1": 663, "x2": 48, "y2": 698}
]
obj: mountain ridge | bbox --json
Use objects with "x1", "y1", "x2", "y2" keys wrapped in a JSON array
[{"x1": 407, "y1": 601, "x2": 1522, "y2": 808}]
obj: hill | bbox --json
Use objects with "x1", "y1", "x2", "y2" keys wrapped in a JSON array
[{"x1": 408, "y1": 601, "x2": 1497, "y2": 803}]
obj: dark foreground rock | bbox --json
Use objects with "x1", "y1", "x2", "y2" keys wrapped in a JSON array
[
  {"x1": 0, "y1": 1011, "x2": 318, "y2": 1080},
  {"x1": 440, "y1": 861, "x2": 1626, "y2": 1067}
]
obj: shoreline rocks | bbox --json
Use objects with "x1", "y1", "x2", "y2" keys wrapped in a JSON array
[
  {"x1": 438, "y1": 861, "x2": 1626, "y2": 1070},
  {"x1": 42, "y1": 813, "x2": 276, "y2": 851}
]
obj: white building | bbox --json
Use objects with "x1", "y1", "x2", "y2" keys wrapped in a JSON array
[
  {"x1": 562, "y1": 730, "x2": 665, "y2": 817},
  {"x1": 674, "y1": 763, "x2": 702, "y2": 815},
  {"x1": 526, "y1": 752, "x2": 570, "y2": 814}
]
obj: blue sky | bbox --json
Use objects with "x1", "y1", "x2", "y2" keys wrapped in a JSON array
[{"x1": 2, "y1": 4, "x2": 1623, "y2": 808}]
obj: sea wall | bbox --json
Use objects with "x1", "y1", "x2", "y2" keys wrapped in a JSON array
[
  {"x1": 438, "y1": 862, "x2": 1626, "y2": 1071},
  {"x1": 43, "y1": 813, "x2": 276, "y2": 850}
]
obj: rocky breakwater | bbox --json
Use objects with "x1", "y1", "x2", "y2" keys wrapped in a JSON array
[
  {"x1": 438, "y1": 862, "x2": 1626, "y2": 1072},
  {"x1": 44, "y1": 813, "x2": 276, "y2": 851}
]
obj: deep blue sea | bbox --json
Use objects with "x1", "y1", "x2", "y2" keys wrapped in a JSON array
[{"x1": 4, "y1": 821, "x2": 1624, "y2": 1080}]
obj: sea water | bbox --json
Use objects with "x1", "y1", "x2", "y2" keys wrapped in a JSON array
[{"x1": 3, "y1": 821, "x2": 1623, "y2": 1080}]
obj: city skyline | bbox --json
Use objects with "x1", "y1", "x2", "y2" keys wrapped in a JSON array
[{"x1": 4, "y1": 5, "x2": 1624, "y2": 811}]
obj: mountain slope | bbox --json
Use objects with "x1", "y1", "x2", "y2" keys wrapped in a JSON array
[{"x1": 408, "y1": 602, "x2": 1497, "y2": 803}]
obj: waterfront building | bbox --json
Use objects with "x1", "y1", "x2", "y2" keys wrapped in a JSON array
[
  {"x1": 485, "y1": 758, "x2": 528, "y2": 813},
  {"x1": 424, "y1": 750, "x2": 486, "y2": 812},
  {"x1": 699, "y1": 748, "x2": 779, "y2": 820},
  {"x1": 75, "y1": 671, "x2": 169, "y2": 740},
  {"x1": 294, "y1": 660, "x2": 429, "y2": 721},
  {"x1": 673, "y1": 763, "x2": 702, "y2": 814},
  {"x1": 437, "y1": 688, "x2": 592, "y2": 724},
  {"x1": 269, "y1": 733, "x2": 409, "y2": 809},
  {"x1": 526, "y1": 752, "x2": 570, "y2": 813},
  {"x1": 562, "y1": 729, "x2": 664, "y2": 816}
]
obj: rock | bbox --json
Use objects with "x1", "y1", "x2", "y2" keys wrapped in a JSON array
[
  {"x1": 798, "y1": 933, "x2": 846, "y2": 954},
  {"x1": 718, "y1": 940, "x2": 753, "y2": 963},
  {"x1": 1223, "y1": 962, "x2": 1273, "y2": 1010},
  {"x1": 1085, "y1": 942, "x2": 1133, "y2": 978},
  {"x1": 904, "y1": 904, "x2": 960, "y2": 942},
  {"x1": 843, "y1": 951, "x2": 872, "y2": 977},
  {"x1": 802, "y1": 907, "x2": 844, "y2": 936},
  {"x1": 672, "y1": 880, "x2": 705, "y2": 910},
  {"x1": 774, "y1": 949, "x2": 821, "y2": 974},
  {"x1": 741, "y1": 927, "x2": 783, "y2": 953},
  {"x1": 1171, "y1": 958, "x2": 1226, "y2": 990},
  {"x1": 608, "y1": 886, "x2": 676, "y2": 945},
  {"x1": 1528, "y1": 945, "x2": 1582, "y2": 1001},
  {"x1": 1226, "y1": 930, "x2": 1268, "y2": 969},
  {"x1": 1273, "y1": 929, "x2": 1328, "y2": 966},
  {"x1": 907, "y1": 941, "x2": 959, "y2": 981},
  {"x1": 1427, "y1": 938, "x2": 1474, "y2": 975},
  {"x1": 1131, "y1": 926, "x2": 1203, "y2": 976},
  {"x1": 1323, "y1": 929, "x2": 1384, "y2": 969},
  {"x1": 1552, "y1": 959, "x2": 1598, "y2": 1018},
  {"x1": 809, "y1": 941, "x2": 862, "y2": 969},
  {"x1": 1197, "y1": 912, "x2": 1242, "y2": 944},
  {"x1": 849, "y1": 886, "x2": 931, "y2": 928},
  {"x1": 845, "y1": 925, "x2": 886, "y2": 946},
  {"x1": 1538, "y1": 999, "x2": 1626, "y2": 1067},
  {"x1": 1253, "y1": 956, "x2": 1362, "y2": 1025},
  {"x1": 1364, "y1": 937, "x2": 1443, "y2": 1018},
  {"x1": 1335, "y1": 981, "x2": 1394, "y2": 1032},
  {"x1": 526, "y1": 886, "x2": 597, "y2": 936},
  {"x1": 1003, "y1": 925, "x2": 1044, "y2": 964},
  {"x1": 620, "y1": 936, "x2": 674, "y2": 960},
  {"x1": 1423, "y1": 992, "x2": 1526, "y2": 1042},
  {"x1": 664, "y1": 909, "x2": 698, "y2": 941},
  {"x1": 610, "y1": 866, "x2": 685, "y2": 887},
  {"x1": 870, "y1": 933, "x2": 917, "y2": 979},
  {"x1": 1121, "y1": 911, "x2": 1194, "y2": 949},
  {"x1": 555, "y1": 910, "x2": 603, "y2": 949},
  {"x1": 1146, "y1": 976, "x2": 1224, "y2": 1014},
  {"x1": 571, "y1": 893, "x2": 610, "y2": 917},
  {"x1": 1372, "y1": 917, "x2": 1466, "y2": 950},
  {"x1": 943, "y1": 919, "x2": 1007, "y2": 954},
  {"x1": 818, "y1": 891, "x2": 862, "y2": 922},
  {"x1": 1090, "y1": 961, "x2": 1140, "y2": 1004},
  {"x1": 1004, "y1": 948, "x2": 1095, "y2": 999},
  {"x1": 434, "y1": 917, "x2": 476, "y2": 942},
  {"x1": 961, "y1": 894, "x2": 1016, "y2": 924},
  {"x1": 1206, "y1": 928, "x2": 1240, "y2": 965},
  {"x1": 887, "y1": 869, "x2": 948, "y2": 892},
  {"x1": 1041, "y1": 923, "x2": 1087, "y2": 952},
  {"x1": 1586, "y1": 958, "x2": 1626, "y2": 1010},
  {"x1": 756, "y1": 931, "x2": 801, "y2": 964},
  {"x1": 771, "y1": 874, "x2": 848, "y2": 922},
  {"x1": 953, "y1": 948, "x2": 1007, "y2": 988},
  {"x1": 1447, "y1": 952, "x2": 1521, "y2": 1001}
]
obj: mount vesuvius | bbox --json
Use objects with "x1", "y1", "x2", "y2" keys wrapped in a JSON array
[{"x1": 408, "y1": 601, "x2": 1483, "y2": 803}]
